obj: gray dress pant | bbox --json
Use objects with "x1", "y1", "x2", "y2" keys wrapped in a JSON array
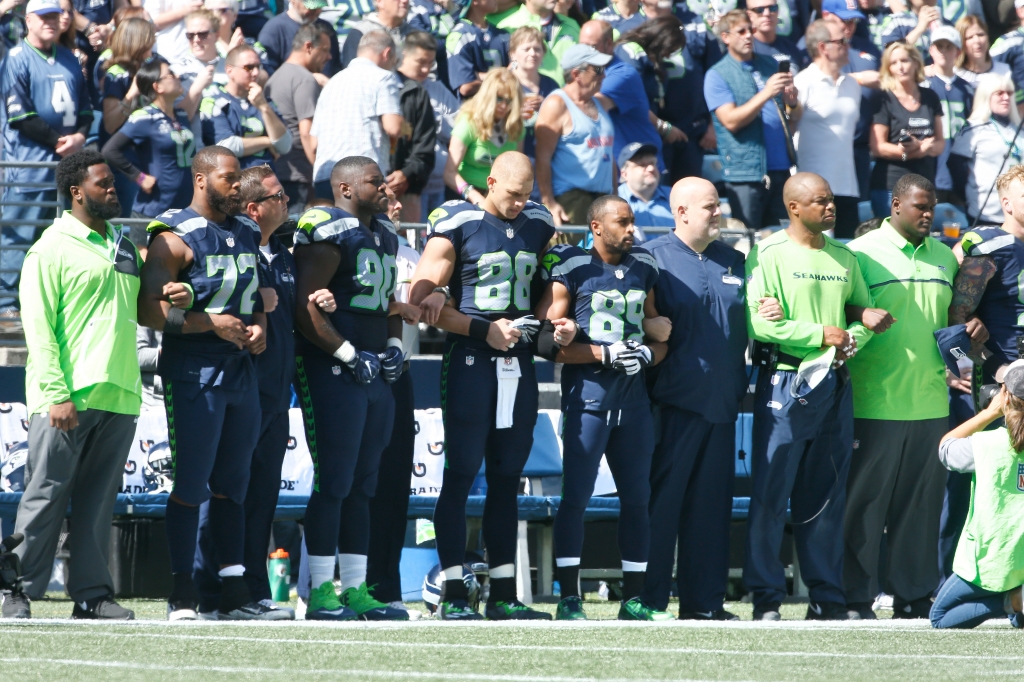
[
  {"x1": 842, "y1": 417, "x2": 948, "y2": 605},
  {"x1": 14, "y1": 410, "x2": 136, "y2": 601}
]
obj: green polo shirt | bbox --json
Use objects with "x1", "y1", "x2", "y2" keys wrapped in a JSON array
[
  {"x1": 745, "y1": 229, "x2": 873, "y2": 370},
  {"x1": 845, "y1": 220, "x2": 958, "y2": 420},
  {"x1": 21, "y1": 212, "x2": 142, "y2": 417}
]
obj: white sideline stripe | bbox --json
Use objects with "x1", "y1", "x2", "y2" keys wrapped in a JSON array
[
  {"x1": 0, "y1": 658, "x2": 733, "y2": 682},
  {"x1": 5, "y1": 628, "x2": 1024, "y2": 662}
]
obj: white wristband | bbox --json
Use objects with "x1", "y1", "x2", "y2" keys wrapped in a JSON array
[
  {"x1": 387, "y1": 337, "x2": 403, "y2": 353},
  {"x1": 333, "y1": 340, "x2": 356, "y2": 364}
]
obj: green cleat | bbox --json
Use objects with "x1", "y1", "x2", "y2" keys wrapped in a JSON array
[
  {"x1": 618, "y1": 596, "x2": 674, "y2": 621},
  {"x1": 340, "y1": 583, "x2": 410, "y2": 620},
  {"x1": 485, "y1": 600, "x2": 553, "y2": 620},
  {"x1": 306, "y1": 581, "x2": 357, "y2": 621},
  {"x1": 555, "y1": 596, "x2": 588, "y2": 620},
  {"x1": 440, "y1": 599, "x2": 484, "y2": 620}
]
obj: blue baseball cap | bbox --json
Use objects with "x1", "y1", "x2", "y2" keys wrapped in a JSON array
[
  {"x1": 821, "y1": 0, "x2": 865, "y2": 20},
  {"x1": 934, "y1": 324, "x2": 972, "y2": 378},
  {"x1": 617, "y1": 142, "x2": 659, "y2": 169}
]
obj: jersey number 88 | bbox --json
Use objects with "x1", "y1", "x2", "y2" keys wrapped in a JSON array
[{"x1": 475, "y1": 251, "x2": 537, "y2": 312}]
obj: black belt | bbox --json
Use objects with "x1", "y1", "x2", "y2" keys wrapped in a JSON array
[{"x1": 777, "y1": 352, "x2": 802, "y2": 367}]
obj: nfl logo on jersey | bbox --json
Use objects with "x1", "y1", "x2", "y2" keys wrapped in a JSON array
[
  {"x1": 615, "y1": 270, "x2": 624, "y2": 279},
  {"x1": 226, "y1": 237, "x2": 235, "y2": 247},
  {"x1": 1017, "y1": 463, "x2": 1024, "y2": 492},
  {"x1": 466, "y1": 356, "x2": 474, "y2": 366},
  {"x1": 332, "y1": 365, "x2": 342, "y2": 375}
]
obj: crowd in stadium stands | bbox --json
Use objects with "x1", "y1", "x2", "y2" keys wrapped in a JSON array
[{"x1": 6, "y1": 0, "x2": 1024, "y2": 631}]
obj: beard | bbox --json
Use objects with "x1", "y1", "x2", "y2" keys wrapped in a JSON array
[
  {"x1": 207, "y1": 184, "x2": 242, "y2": 216},
  {"x1": 85, "y1": 195, "x2": 121, "y2": 221}
]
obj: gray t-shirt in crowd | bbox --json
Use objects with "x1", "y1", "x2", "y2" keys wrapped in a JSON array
[{"x1": 264, "y1": 62, "x2": 322, "y2": 184}]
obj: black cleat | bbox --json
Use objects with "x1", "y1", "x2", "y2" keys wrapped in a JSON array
[
  {"x1": 892, "y1": 597, "x2": 932, "y2": 619},
  {"x1": 72, "y1": 595, "x2": 134, "y2": 620},
  {"x1": 679, "y1": 609, "x2": 740, "y2": 621},
  {"x1": 846, "y1": 601, "x2": 876, "y2": 620},
  {"x1": 1, "y1": 592, "x2": 29, "y2": 619},
  {"x1": 167, "y1": 573, "x2": 200, "y2": 621},
  {"x1": 752, "y1": 602, "x2": 782, "y2": 621},
  {"x1": 806, "y1": 600, "x2": 860, "y2": 621}
]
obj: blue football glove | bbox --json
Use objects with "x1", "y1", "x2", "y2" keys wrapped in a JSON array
[
  {"x1": 378, "y1": 344, "x2": 404, "y2": 383},
  {"x1": 347, "y1": 350, "x2": 381, "y2": 384}
]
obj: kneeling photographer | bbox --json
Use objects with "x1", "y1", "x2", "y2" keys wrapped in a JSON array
[{"x1": 931, "y1": 360, "x2": 1024, "y2": 629}]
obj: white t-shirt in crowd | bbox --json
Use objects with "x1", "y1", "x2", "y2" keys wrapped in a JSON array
[
  {"x1": 144, "y1": 0, "x2": 193, "y2": 64},
  {"x1": 793, "y1": 62, "x2": 862, "y2": 198}
]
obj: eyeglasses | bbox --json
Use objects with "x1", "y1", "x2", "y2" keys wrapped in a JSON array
[
  {"x1": 724, "y1": 27, "x2": 753, "y2": 35},
  {"x1": 822, "y1": 36, "x2": 850, "y2": 46},
  {"x1": 254, "y1": 190, "x2": 285, "y2": 203},
  {"x1": 747, "y1": 4, "x2": 779, "y2": 13},
  {"x1": 186, "y1": 30, "x2": 212, "y2": 41},
  {"x1": 496, "y1": 95, "x2": 512, "y2": 105},
  {"x1": 235, "y1": 63, "x2": 261, "y2": 72}
]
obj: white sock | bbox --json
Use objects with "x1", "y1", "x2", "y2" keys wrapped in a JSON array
[
  {"x1": 489, "y1": 563, "x2": 515, "y2": 579},
  {"x1": 308, "y1": 555, "x2": 335, "y2": 589},
  {"x1": 622, "y1": 561, "x2": 647, "y2": 573},
  {"x1": 443, "y1": 565, "x2": 464, "y2": 582},
  {"x1": 218, "y1": 564, "x2": 244, "y2": 578},
  {"x1": 337, "y1": 553, "x2": 367, "y2": 590},
  {"x1": 556, "y1": 557, "x2": 581, "y2": 567}
]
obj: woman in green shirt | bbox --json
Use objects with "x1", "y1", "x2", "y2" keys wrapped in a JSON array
[
  {"x1": 931, "y1": 360, "x2": 1024, "y2": 629},
  {"x1": 444, "y1": 67, "x2": 525, "y2": 206}
]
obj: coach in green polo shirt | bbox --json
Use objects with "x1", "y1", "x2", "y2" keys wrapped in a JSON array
[
  {"x1": 843, "y1": 174, "x2": 959, "y2": 621},
  {"x1": 3, "y1": 151, "x2": 142, "y2": 621}
]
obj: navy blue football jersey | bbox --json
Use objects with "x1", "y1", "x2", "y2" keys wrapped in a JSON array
[
  {"x1": 1, "y1": 43, "x2": 92, "y2": 189},
  {"x1": 544, "y1": 243, "x2": 659, "y2": 411},
  {"x1": 961, "y1": 227, "x2": 1024, "y2": 374},
  {"x1": 426, "y1": 200, "x2": 555, "y2": 352},
  {"x1": 293, "y1": 206, "x2": 399, "y2": 354},
  {"x1": 200, "y1": 85, "x2": 281, "y2": 169},
  {"x1": 149, "y1": 207, "x2": 264, "y2": 387},
  {"x1": 445, "y1": 19, "x2": 508, "y2": 95},
  {"x1": 120, "y1": 105, "x2": 196, "y2": 218}
]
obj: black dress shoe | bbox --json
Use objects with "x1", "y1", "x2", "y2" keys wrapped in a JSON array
[{"x1": 72, "y1": 595, "x2": 135, "y2": 620}]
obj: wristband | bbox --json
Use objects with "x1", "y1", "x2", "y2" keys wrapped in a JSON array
[
  {"x1": 135, "y1": 172, "x2": 148, "y2": 187},
  {"x1": 333, "y1": 340, "x2": 356, "y2": 364},
  {"x1": 468, "y1": 318, "x2": 490, "y2": 341},
  {"x1": 456, "y1": 179, "x2": 469, "y2": 195},
  {"x1": 387, "y1": 337, "x2": 403, "y2": 353},
  {"x1": 179, "y1": 282, "x2": 194, "y2": 310},
  {"x1": 164, "y1": 307, "x2": 186, "y2": 335}
]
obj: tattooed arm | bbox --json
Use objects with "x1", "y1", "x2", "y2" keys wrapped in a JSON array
[{"x1": 948, "y1": 255, "x2": 997, "y2": 362}]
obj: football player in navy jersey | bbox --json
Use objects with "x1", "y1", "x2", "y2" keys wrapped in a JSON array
[
  {"x1": 292, "y1": 155, "x2": 408, "y2": 621},
  {"x1": 138, "y1": 145, "x2": 282, "y2": 622},
  {"x1": 536, "y1": 195, "x2": 672, "y2": 621},
  {"x1": 410, "y1": 151, "x2": 576, "y2": 620},
  {"x1": 949, "y1": 165, "x2": 1024, "y2": 383}
]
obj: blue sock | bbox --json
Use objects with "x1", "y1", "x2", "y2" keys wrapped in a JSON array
[
  {"x1": 165, "y1": 498, "x2": 201, "y2": 575},
  {"x1": 209, "y1": 496, "x2": 245, "y2": 567}
]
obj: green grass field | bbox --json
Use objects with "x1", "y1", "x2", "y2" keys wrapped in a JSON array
[{"x1": 2, "y1": 597, "x2": 1022, "y2": 681}]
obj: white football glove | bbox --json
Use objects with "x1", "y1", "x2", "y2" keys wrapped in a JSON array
[{"x1": 601, "y1": 340, "x2": 653, "y2": 375}]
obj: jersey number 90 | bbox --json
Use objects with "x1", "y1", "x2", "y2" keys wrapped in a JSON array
[
  {"x1": 352, "y1": 249, "x2": 398, "y2": 312},
  {"x1": 475, "y1": 251, "x2": 537, "y2": 312},
  {"x1": 590, "y1": 289, "x2": 645, "y2": 344}
]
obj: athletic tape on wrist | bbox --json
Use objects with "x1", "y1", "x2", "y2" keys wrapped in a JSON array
[{"x1": 164, "y1": 307, "x2": 186, "y2": 335}]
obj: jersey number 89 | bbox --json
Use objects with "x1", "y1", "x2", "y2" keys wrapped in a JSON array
[
  {"x1": 475, "y1": 251, "x2": 537, "y2": 311},
  {"x1": 206, "y1": 254, "x2": 259, "y2": 315},
  {"x1": 352, "y1": 249, "x2": 398, "y2": 312},
  {"x1": 590, "y1": 289, "x2": 645, "y2": 344}
]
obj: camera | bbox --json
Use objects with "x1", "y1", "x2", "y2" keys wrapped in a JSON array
[{"x1": 0, "y1": 532, "x2": 24, "y2": 594}]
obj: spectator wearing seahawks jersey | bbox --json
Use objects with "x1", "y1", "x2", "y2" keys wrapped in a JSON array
[
  {"x1": 989, "y1": 0, "x2": 1024, "y2": 113},
  {"x1": 446, "y1": 0, "x2": 509, "y2": 98},
  {"x1": 172, "y1": 10, "x2": 229, "y2": 121},
  {"x1": 948, "y1": 73, "x2": 1021, "y2": 225},
  {"x1": 592, "y1": 0, "x2": 644, "y2": 38},
  {"x1": 200, "y1": 43, "x2": 291, "y2": 169},
  {"x1": 954, "y1": 16, "x2": 1011, "y2": 88},
  {"x1": 101, "y1": 55, "x2": 196, "y2": 228},
  {"x1": 748, "y1": 0, "x2": 802, "y2": 69},
  {"x1": 341, "y1": 0, "x2": 413, "y2": 67},
  {"x1": 870, "y1": 41, "x2": 944, "y2": 217},
  {"x1": 0, "y1": 0, "x2": 93, "y2": 318},
  {"x1": 923, "y1": 26, "x2": 972, "y2": 204},
  {"x1": 257, "y1": 0, "x2": 340, "y2": 76},
  {"x1": 879, "y1": 0, "x2": 953, "y2": 58}
]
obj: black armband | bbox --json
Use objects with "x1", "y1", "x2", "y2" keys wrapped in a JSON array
[
  {"x1": 468, "y1": 317, "x2": 490, "y2": 341},
  {"x1": 165, "y1": 307, "x2": 186, "y2": 335},
  {"x1": 534, "y1": 319, "x2": 561, "y2": 361}
]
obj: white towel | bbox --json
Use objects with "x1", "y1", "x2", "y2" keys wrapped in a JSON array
[{"x1": 495, "y1": 357, "x2": 521, "y2": 429}]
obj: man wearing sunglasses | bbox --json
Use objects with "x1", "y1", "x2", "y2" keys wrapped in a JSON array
[
  {"x1": 747, "y1": 0, "x2": 801, "y2": 71},
  {"x1": 201, "y1": 43, "x2": 293, "y2": 170},
  {"x1": 704, "y1": 10, "x2": 800, "y2": 229}
]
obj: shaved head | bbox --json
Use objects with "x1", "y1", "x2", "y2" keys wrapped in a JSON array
[
  {"x1": 579, "y1": 20, "x2": 613, "y2": 51},
  {"x1": 783, "y1": 172, "x2": 836, "y2": 234},
  {"x1": 783, "y1": 172, "x2": 830, "y2": 208},
  {"x1": 490, "y1": 151, "x2": 534, "y2": 184},
  {"x1": 670, "y1": 176, "x2": 717, "y2": 213},
  {"x1": 670, "y1": 176, "x2": 721, "y2": 252}
]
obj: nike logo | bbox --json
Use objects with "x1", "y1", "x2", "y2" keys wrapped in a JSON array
[
  {"x1": 809, "y1": 603, "x2": 822, "y2": 615},
  {"x1": 696, "y1": 611, "x2": 714, "y2": 618}
]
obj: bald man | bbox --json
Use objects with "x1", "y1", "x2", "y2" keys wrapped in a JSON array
[
  {"x1": 638, "y1": 177, "x2": 750, "y2": 620},
  {"x1": 743, "y1": 172, "x2": 873, "y2": 621},
  {"x1": 291, "y1": 155, "x2": 408, "y2": 621},
  {"x1": 410, "y1": 151, "x2": 574, "y2": 620}
]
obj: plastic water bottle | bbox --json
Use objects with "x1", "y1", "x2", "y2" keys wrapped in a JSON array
[{"x1": 268, "y1": 549, "x2": 291, "y2": 602}]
